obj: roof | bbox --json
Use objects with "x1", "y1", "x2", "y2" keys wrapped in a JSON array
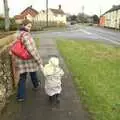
[
  {"x1": 14, "y1": 15, "x2": 24, "y2": 19},
  {"x1": 103, "y1": 5, "x2": 120, "y2": 15},
  {"x1": 14, "y1": 6, "x2": 39, "y2": 20},
  {"x1": 21, "y1": 6, "x2": 39, "y2": 17},
  {"x1": 49, "y1": 8, "x2": 65, "y2": 15}
]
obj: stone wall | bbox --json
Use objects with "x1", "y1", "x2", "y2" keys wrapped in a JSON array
[{"x1": 0, "y1": 35, "x2": 15, "y2": 113}]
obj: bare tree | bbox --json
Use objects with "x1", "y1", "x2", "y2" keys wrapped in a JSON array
[{"x1": 3, "y1": 0, "x2": 10, "y2": 31}]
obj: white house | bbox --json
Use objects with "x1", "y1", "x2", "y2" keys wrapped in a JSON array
[
  {"x1": 33, "y1": 5, "x2": 67, "y2": 26},
  {"x1": 100, "y1": 5, "x2": 120, "y2": 29}
]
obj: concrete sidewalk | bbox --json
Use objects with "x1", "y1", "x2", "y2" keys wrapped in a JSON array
[{"x1": 1, "y1": 38, "x2": 90, "y2": 120}]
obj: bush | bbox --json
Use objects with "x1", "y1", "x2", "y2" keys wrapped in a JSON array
[
  {"x1": 10, "y1": 18, "x2": 19, "y2": 31},
  {"x1": 0, "y1": 20, "x2": 5, "y2": 30},
  {"x1": 0, "y1": 18, "x2": 19, "y2": 31},
  {"x1": 57, "y1": 22, "x2": 66, "y2": 27},
  {"x1": 0, "y1": 17, "x2": 5, "y2": 30}
]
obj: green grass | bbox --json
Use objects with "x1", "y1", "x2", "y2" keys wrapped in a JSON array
[{"x1": 56, "y1": 40, "x2": 120, "y2": 120}]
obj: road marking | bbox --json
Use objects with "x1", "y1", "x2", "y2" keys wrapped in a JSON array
[
  {"x1": 52, "y1": 32, "x2": 62, "y2": 34},
  {"x1": 74, "y1": 28, "x2": 120, "y2": 45},
  {"x1": 79, "y1": 29, "x2": 92, "y2": 35},
  {"x1": 100, "y1": 36, "x2": 120, "y2": 45},
  {"x1": 80, "y1": 28, "x2": 120, "y2": 45},
  {"x1": 94, "y1": 31, "x2": 120, "y2": 45},
  {"x1": 94, "y1": 30, "x2": 120, "y2": 42}
]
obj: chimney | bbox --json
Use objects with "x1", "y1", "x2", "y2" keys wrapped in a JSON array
[
  {"x1": 59, "y1": 5, "x2": 61, "y2": 10},
  {"x1": 112, "y1": 5, "x2": 117, "y2": 8},
  {"x1": 30, "y1": 5, "x2": 32, "y2": 8}
]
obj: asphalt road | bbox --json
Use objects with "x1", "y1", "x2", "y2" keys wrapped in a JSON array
[{"x1": 33, "y1": 24, "x2": 120, "y2": 46}]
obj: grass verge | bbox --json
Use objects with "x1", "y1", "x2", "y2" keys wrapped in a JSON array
[{"x1": 56, "y1": 40, "x2": 120, "y2": 120}]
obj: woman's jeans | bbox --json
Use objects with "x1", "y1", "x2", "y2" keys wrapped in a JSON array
[{"x1": 17, "y1": 72, "x2": 39, "y2": 99}]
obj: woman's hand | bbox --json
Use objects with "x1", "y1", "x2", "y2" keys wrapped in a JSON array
[
  {"x1": 40, "y1": 64, "x2": 44, "y2": 71},
  {"x1": 9, "y1": 50, "x2": 12, "y2": 55},
  {"x1": 40, "y1": 59, "x2": 43, "y2": 65}
]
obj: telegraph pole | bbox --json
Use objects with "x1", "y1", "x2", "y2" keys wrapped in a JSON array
[
  {"x1": 82, "y1": 5, "x2": 84, "y2": 24},
  {"x1": 3, "y1": 0, "x2": 10, "y2": 31},
  {"x1": 100, "y1": 9, "x2": 101, "y2": 17},
  {"x1": 46, "y1": 0, "x2": 48, "y2": 27}
]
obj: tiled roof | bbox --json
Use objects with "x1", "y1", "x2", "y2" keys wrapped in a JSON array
[
  {"x1": 14, "y1": 15, "x2": 24, "y2": 19},
  {"x1": 103, "y1": 5, "x2": 120, "y2": 15},
  {"x1": 14, "y1": 6, "x2": 39, "y2": 20},
  {"x1": 49, "y1": 8, "x2": 65, "y2": 15},
  {"x1": 21, "y1": 6, "x2": 39, "y2": 17}
]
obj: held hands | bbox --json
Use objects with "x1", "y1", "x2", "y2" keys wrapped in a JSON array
[
  {"x1": 40, "y1": 64, "x2": 44, "y2": 72},
  {"x1": 9, "y1": 50, "x2": 12, "y2": 55},
  {"x1": 39, "y1": 59, "x2": 44, "y2": 72}
]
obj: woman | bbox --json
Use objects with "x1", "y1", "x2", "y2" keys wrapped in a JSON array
[{"x1": 11, "y1": 19, "x2": 42, "y2": 102}]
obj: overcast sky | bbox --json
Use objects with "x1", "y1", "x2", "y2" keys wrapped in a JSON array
[{"x1": 0, "y1": 0, "x2": 120, "y2": 17}]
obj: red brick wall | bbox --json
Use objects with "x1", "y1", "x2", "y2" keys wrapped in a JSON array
[{"x1": 99, "y1": 16, "x2": 105, "y2": 27}]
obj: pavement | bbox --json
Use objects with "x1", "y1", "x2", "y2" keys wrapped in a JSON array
[{"x1": 1, "y1": 37, "x2": 90, "y2": 120}]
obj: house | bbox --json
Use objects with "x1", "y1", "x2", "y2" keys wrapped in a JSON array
[
  {"x1": 34, "y1": 10, "x2": 46, "y2": 23},
  {"x1": 99, "y1": 5, "x2": 120, "y2": 29},
  {"x1": 14, "y1": 5, "x2": 38, "y2": 24},
  {"x1": 33, "y1": 5, "x2": 67, "y2": 26},
  {"x1": 99, "y1": 15, "x2": 105, "y2": 27}
]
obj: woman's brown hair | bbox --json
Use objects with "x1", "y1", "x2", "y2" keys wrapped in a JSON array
[{"x1": 22, "y1": 19, "x2": 32, "y2": 26}]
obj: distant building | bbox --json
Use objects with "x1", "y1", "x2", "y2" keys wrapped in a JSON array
[
  {"x1": 99, "y1": 16, "x2": 105, "y2": 27},
  {"x1": 33, "y1": 5, "x2": 67, "y2": 25},
  {"x1": 99, "y1": 5, "x2": 120, "y2": 29},
  {"x1": 14, "y1": 5, "x2": 38, "y2": 24}
]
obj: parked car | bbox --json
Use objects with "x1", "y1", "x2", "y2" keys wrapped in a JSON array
[
  {"x1": 70, "y1": 21, "x2": 77, "y2": 25},
  {"x1": 88, "y1": 23, "x2": 93, "y2": 26}
]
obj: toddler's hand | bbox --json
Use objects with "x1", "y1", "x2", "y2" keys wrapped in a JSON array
[{"x1": 40, "y1": 64, "x2": 44, "y2": 71}]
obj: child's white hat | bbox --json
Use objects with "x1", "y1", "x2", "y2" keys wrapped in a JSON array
[{"x1": 49, "y1": 57, "x2": 59, "y2": 66}]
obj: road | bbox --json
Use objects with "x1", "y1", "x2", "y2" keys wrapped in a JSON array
[{"x1": 33, "y1": 24, "x2": 120, "y2": 46}]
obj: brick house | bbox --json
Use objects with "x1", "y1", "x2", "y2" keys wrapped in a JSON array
[{"x1": 14, "y1": 5, "x2": 38, "y2": 24}]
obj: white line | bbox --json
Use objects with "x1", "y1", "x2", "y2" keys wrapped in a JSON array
[
  {"x1": 80, "y1": 29, "x2": 120, "y2": 45},
  {"x1": 79, "y1": 29, "x2": 92, "y2": 35},
  {"x1": 100, "y1": 36, "x2": 120, "y2": 45},
  {"x1": 96, "y1": 31, "x2": 120, "y2": 43}
]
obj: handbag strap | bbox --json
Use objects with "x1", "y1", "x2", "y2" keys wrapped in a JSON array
[
  {"x1": 19, "y1": 31, "x2": 27, "y2": 40},
  {"x1": 19, "y1": 31, "x2": 32, "y2": 45}
]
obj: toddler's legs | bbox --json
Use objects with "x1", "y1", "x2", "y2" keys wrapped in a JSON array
[
  {"x1": 55, "y1": 94, "x2": 60, "y2": 104},
  {"x1": 48, "y1": 94, "x2": 61, "y2": 105},
  {"x1": 49, "y1": 95, "x2": 55, "y2": 103}
]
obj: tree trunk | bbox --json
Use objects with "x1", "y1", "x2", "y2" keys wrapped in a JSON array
[{"x1": 3, "y1": 0, "x2": 10, "y2": 31}]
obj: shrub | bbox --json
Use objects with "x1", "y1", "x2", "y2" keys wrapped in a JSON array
[
  {"x1": 10, "y1": 18, "x2": 19, "y2": 31},
  {"x1": 0, "y1": 17, "x2": 5, "y2": 30}
]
